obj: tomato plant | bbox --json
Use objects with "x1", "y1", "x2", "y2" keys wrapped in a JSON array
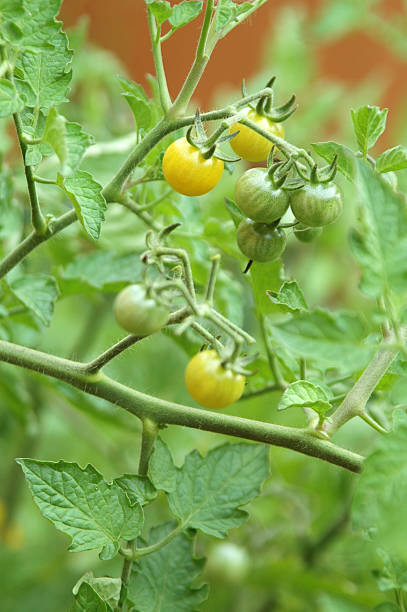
[
  {"x1": 185, "y1": 350, "x2": 246, "y2": 409},
  {"x1": 1, "y1": 1, "x2": 407, "y2": 612}
]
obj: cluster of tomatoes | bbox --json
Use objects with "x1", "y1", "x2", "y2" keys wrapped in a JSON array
[
  {"x1": 162, "y1": 108, "x2": 344, "y2": 266},
  {"x1": 113, "y1": 107, "x2": 344, "y2": 411}
]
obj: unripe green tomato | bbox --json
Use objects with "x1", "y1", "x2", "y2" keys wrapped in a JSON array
[
  {"x1": 206, "y1": 542, "x2": 250, "y2": 583},
  {"x1": 234, "y1": 167, "x2": 290, "y2": 224},
  {"x1": 237, "y1": 218, "x2": 286, "y2": 262},
  {"x1": 382, "y1": 171, "x2": 398, "y2": 190},
  {"x1": 293, "y1": 222, "x2": 322, "y2": 243},
  {"x1": 289, "y1": 182, "x2": 343, "y2": 227},
  {"x1": 114, "y1": 285, "x2": 169, "y2": 336}
]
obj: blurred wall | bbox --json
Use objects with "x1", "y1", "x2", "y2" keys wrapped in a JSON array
[{"x1": 60, "y1": 0, "x2": 407, "y2": 117}]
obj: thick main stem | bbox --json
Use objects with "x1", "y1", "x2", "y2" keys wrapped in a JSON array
[{"x1": 0, "y1": 340, "x2": 363, "y2": 472}]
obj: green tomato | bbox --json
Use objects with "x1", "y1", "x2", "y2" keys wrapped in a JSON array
[
  {"x1": 207, "y1": 542, "x2": 250, "y2": 583},
  {"x1": 234, "y1": 167, "x2": 290, "y2": 224},
  {"x1": 114, "y1": 285, "x2": 169, "y2": 336},
  {"x1": 237, "y1": 218, "x2": 286, "y2": 262},
  {"x1": 293, "y1": 222, "x2": 322, "y2": 243},
  {"x1": 290, "y1": 182, "x2": 343, "y2": 227}
]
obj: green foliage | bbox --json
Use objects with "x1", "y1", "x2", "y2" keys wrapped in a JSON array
[
  {"x1": 266, "y1": 280, "x2": 308, "y2": 313},
  {"x1": 128, "y1": 522, "x2": 208, "y2": 612},
  {"x1": 2, "y1": 0, "x2": 407, "y2": 610},
  {"x1": 351, "y1": 159, "x2": 407, "y2": 298},
  {"x1": 167, "y1": 443, "x2": 269, "y2": 538},
  {"x1": 56, "y1": 171, "x2": 107, "y2": 240},
  {"x1": 278, "y1": 380, "x2": 332, "y2": 416},
  {"x1": 351, "y1": 105, "x2": 388, "y2": 157},
  {"x1": 17, "y1": 459, "x2": 144, "y2": 558},
  {"x1": 352, "y1": 410, "x2": 407, "y2": 554}
]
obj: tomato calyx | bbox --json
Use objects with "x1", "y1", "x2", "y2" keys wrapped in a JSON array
[
  {"x1": 185, "y1": 109, "x2": 241, "y2": 163},
  {"x1": 242, "y1": 76, "x2": 297, "y2": 124},
  {"x1": 294, "y1": 154, "x2": 338, "y2": 185}
]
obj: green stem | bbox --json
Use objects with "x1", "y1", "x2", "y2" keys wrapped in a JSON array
[
  {"x1": 324, "y1": 332, "x2": 401, "y2": 436},
  {"x1": 0, "y1": 339, "x2": 364, "y2": 472},
  {"x1": 190, "y1": 321, "x2": 224, "y2": 350},
  {"x1": 103, "y1": 119, "x2": 173, "y2": 203},
  {"x1": 123, "y1": 522, "x2": 184, "y2": 561},
  {"x1": 33, "y1": 175, "x2": 57, "y2": 185},
  {"x1": 84, "y1": 335, "x2": 143, "y2": 374},
  {"x1": 205, "y1": 254, "x2": 220, "y2": 304},
  {"x1": 240, "y1": 384, "x2": 283, "y2": 401},
  {"x1": 168, "y1": 0, "x2": 214, "y2": 117},
  {"x1": 259, "y1": 315, "x2": 286, "y2": 389},
  {"x1": 13, "y1": 113, "x2": 47, "y2": 235},
  {"x1": 0, "y1": 209, "x2": 77, "y2": 281},
  {"x1": 118, "y1": 418, "x2": 158, "y2": 611},
  {"x1": 147, "y1": 9, "x2": 172, "y2": 113},
  {"x1": 120, "y1": 197, "x2": 161, "y2": 231},
  {"x1": 156, "y1": 246, "x2": 196, "y2": 300}
]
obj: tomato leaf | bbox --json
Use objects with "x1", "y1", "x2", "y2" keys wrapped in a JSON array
[
  {"x1": 17, "y1": 459, "x2": 144, "y2": 557},
  {"x1": 215, "y1": 0, "x2": 252, "y2": 31},
  {"x1": 267, "y1": 280, "x2": 308, "y2": 313},
  {"x1": 278, "y1": 380, "x2": 332, "y2": 416},
  {"x1": 73, "y1": 573, "x2": 120, "y2": 610},
  {"x1": 0, "y1": 79, "x2": 24, "y2": 117},
  {"x1": 9, "y1": 273, "x2": 60, "y2": 326},
  {"x1": 268, "y1": 309, "x2": 372, "y2": 373},
  {"x1": 128, "y1": 522, "x2": 208, "y2": 612},
  {"x1": 312, "y1": 141, "x2": 356, "y2": 182},
  {"x1": 43, "y1": 108, "x2": 94, "y2": 175},
  {"x1": 61, "y1": 251, "x2": 142, "y2": 293},
  {"x1": 352, "y1": 410, "x2": 407, "y2": 555},
  {"x1": 56, "y1": 171, "x2": 107, "y2": 240},
  {"x1": 147, "y1": 0, "x2": 173, "y2": 26},
  {"x1": 114, "y1": 475, "x2": 157, "y2": 507},
  {"x1": 350, "y1": 158, "x2": 407, "y2": 297},
  {"x1": 376, "y1": 145, "x2": 407, "y2": 173},
  {"x1": 373, "y1": 550, "x2": 407, "y2": 593},
  {"x1": 168, "y1": 443, "x2": 269, "y2": 538},
  {"x1": 350, "y1": 105, "x2": 388, "y2": 157},
  {"x1": 71, "y1": 582, "x2": 112, "y2": 612},
  {"x1": 149, "y1": 437, "x2": 177, "y2": 493},
  {"x1": 224, "y1": 197, "x2": 244, "y2": 228},
  {"x1": 169, "y1": 1, "x2": 203, "y2": 29}
]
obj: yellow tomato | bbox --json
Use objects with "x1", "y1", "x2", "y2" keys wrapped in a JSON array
[
  {"x1": 162, "y1": 137, "x2": 224, "y2": 196},
  {"x1": 185, "y1": 350, "x2": 245, "y2": 409},
  {"x1": 230, "y1": 109, "x2": 284, "y2": 162}
]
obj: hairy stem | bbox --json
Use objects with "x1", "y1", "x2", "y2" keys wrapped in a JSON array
[
  {"x1": 324, "y1": 333, "x2": 401, "y2": 436},
  {"x1": 0, "y1": 209, "x2": 77, "y2": 280},
  {"x1": 147, "y1": 9, "x2": 172, "y2": 113},
  {"x1": 118, "y1": 418, "x2": 158, "y2": 610},
  {"x1": 0, "y1": 340, "x2": 363, "y2": 472},
  {"x1": 84, "y1": 335, "x2": 143, "y2": 374}
]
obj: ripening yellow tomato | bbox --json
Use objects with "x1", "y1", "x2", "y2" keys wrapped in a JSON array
[
  {"x1": 230, "y1": 109, "x2": 284, "y2": 162},
  {"x1": 162, "y1": 137, "x2": 224, "y2": 196},
  {"x1": 185, "y1": 350, "x2": 245, "y2": 409}
]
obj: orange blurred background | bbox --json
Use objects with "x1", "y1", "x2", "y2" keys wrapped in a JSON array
[{"x1": 61, "y1": 0, "x2": 407, "y2": 121}]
